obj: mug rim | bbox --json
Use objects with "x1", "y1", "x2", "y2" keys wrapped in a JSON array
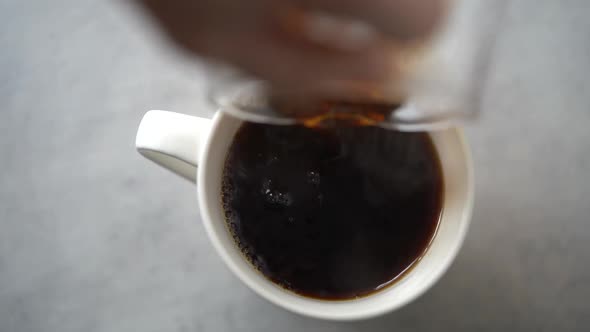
[{"x1": 197, "y1": 111, "x2": 474, "y2": 320}]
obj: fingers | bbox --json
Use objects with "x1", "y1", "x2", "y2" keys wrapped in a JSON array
[
  {"x1": 295, "y1": 0, "x2": 448, "y2": 42},
  {"x1": 138, "y1": 0, "x2": 388, "y2": 85},
  {"x1": 215, "y1": 27, "x2": 399, "y2": 90},
  {"x1": 135, "y1": 0, "x2": 272, "y2": 54},
  {"x1": 135, "y1": 0, "x2": 433, "y2": 92}
]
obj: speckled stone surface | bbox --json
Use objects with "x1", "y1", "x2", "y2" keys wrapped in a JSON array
[{"x1": 1, "y1": 0, "x2": 589, "y2": 331}]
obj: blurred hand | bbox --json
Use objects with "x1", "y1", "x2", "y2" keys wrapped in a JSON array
[{"x1": 136, "y1": 0, "x2": 446, "y2": 92}]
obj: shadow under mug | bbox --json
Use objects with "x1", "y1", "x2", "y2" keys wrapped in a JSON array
[{"x1": 135, "y1": 110, "x2": 474, "y2": 320}]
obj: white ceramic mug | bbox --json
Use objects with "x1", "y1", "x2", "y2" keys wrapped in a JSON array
[{"x1": 135, "y1": 110, "x2": 474, "y2": 320}]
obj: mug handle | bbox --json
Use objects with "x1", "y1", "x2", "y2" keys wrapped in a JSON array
[{"x1": 135, "y1": 110, "x2": 211, "y2": 182}]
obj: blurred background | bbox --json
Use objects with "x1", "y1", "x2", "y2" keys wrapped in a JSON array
[{"x1": 1, "y1": 0, "x2": 589, "y2": 331}]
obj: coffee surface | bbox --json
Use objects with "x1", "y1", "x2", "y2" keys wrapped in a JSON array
[{"x1": 222, "y1": 123, "x2": 443, "y2": 299}]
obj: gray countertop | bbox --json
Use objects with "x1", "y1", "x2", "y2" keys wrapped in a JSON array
[{"x1": 1, "y1": 0, "x2": 589, "y2": 331}]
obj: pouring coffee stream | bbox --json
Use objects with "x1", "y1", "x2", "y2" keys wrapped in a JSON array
[
  {"x1": 211, "y1": 74, "x2": 419, "y2": 130},
  {"x1": 269, "y1": 96, "x2": 403, "y2": 128}
]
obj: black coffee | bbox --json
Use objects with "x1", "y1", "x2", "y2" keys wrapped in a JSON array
[{"x1": 222, "y1": 123, "x2": 443, "y2": 300}]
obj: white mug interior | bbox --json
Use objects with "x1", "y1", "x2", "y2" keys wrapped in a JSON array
[{"x1": 196, "y1": 112, "x2": 473, "y2": 321}]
